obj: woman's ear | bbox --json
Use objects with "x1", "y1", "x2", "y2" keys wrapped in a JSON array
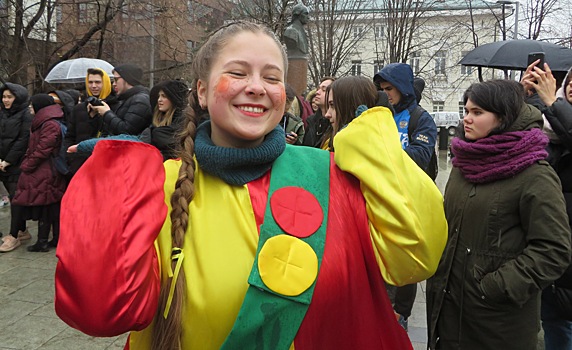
[{"x1": 197, "y1": 79, "x2": 207, "y2": 109}]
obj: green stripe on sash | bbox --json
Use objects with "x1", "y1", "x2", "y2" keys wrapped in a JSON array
[{"x1": 221, "y1": 145, "x2": 330, "y2": 350}]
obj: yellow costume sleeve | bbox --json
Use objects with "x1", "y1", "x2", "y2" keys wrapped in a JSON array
[{"x1": 333, "y1": 106, "x2": 447, "y2": 286}]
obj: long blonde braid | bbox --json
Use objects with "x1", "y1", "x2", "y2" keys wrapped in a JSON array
[{"x1": 151, "y1": 90, "x2": 198, "y2": 350}]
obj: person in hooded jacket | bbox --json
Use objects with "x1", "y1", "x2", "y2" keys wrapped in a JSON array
[
  {"x1": 427, "y1": 79, "x2": 571, "y2": 350},
  {"x1": 48, "y1": 90, "x2": 76, "y2": 126},
  {"x1": 522, "y1": 61, "x2": 572, "y2": 350},
  {"x1": 373, "y1": 63, "x2": 438, "y2": 329},
  {"x1": 12, "y1": 94, "x2": 67, "y2": 252},
  {"x1": 64, "y1": 68, "x2": 118, "y2": 176},
  {"x1": 0, "y1": 83, "x2": 32, "y2": 252},
  {"x1": 374, "y1": 63, "x2": 437, "y2": 169}
]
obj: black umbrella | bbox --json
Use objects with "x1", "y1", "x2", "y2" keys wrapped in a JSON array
[{"x1": 459, "y1": 39, "x2": 572, "y2": 72}]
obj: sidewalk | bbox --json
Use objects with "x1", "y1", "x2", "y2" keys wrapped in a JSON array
[{"x1": 0, "y1": 150, "x2": 453, "y2": 349}]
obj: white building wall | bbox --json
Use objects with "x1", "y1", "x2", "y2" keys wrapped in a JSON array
[{"x1": 339, "y1": 4, "x2": 508, "y2": 113}]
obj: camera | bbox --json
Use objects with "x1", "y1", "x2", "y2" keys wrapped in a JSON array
[{"x1": 86, "y1": 96, "x2": 103, "y2": 106}]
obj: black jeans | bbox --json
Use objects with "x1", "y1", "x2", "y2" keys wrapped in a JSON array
[
  {"x1": 385, "y1": 282, "x2": 417, "y2": 319},
  {"x1": 37, "y1": 202, "x2": 61, "y2": 243},
  {"x1": 0, "y1": 176, "x2": 27, "y2": 238}
]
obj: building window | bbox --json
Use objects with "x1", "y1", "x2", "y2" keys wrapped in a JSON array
[
  {"x1": 78, "y1": 3, "x2": 88, "y2": 23},
  {"x1": 187, "y1": 40, "x2": 195, "y2": 59},
  {"x1": 188, "y1": 0, "x2": 213, "y2": 22},
  {"x1": 460, "y1": 51, "x2": 473, "y2": 75},
  {"x1": 433, "y1": 101, "x2": 444, "y2": 112},
  {"x1": 373, "y1": 60, "x2": 384, "y2": 75},
  {"x1": 353, "y1": 26, "x2": 364, "y2": 39},
  {"x1": 435, "y1": 51, "x2": 446, "y2": 75},
  {"x1": 56, "y1": 5, "x2": 63, "y2": 23},
  {"x1": 351, "y1": 60, "x2": 362, "y2": 76},
  {"x1": 122, "y1": 0, "x2": 149, "y2": 20},
  {"x1": 374, "y1": 25, "x2": 385, "y2": 39},
  {"x1": 409, "y1": 51, "x2": 420, "y2": 75},
  {"x1": 459, "y1": 101, "x2": 464, "y2": 116}
]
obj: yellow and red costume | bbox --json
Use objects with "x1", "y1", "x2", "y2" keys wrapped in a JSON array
[{"x1": 55, "y1": 107, "x2": 447, "y2": 349}]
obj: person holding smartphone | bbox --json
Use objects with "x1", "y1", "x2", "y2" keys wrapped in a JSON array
[
  {"x1": 523, "y1": 62, "x2": 572, "y2": 350},
  {"x1": 282, "y1": 84, "x2": 305, "y2": 145}
]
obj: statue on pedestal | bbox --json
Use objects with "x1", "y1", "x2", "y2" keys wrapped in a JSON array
[{"x1": 283, "y1": 3, "x2": 309, "y2": 59}]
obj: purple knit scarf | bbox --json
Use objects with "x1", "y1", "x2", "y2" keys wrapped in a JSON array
[{"x1": 451, "y1": 128, "x2": 548, "y2": 183}]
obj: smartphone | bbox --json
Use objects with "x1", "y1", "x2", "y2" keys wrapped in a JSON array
[{"x1": 527, "y1": 52, "x2": 545, "y2": 69}]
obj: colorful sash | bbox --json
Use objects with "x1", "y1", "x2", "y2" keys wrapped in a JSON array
[{"x1": 221, "y1": 145, "x2": 330, "y2": 350}]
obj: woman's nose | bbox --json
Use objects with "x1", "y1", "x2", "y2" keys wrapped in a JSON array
[{"x1": 245, "y1": 77, "x2": 266, "y2": 96}]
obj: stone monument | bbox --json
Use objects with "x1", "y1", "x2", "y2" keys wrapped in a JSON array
[{"x1": 282, "y1": 3, "x2": 309, "y2": 96}]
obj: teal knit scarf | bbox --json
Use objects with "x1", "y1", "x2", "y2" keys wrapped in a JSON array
[{"x1": 194, "y1": 121, "x2": 286, "y2": 186}]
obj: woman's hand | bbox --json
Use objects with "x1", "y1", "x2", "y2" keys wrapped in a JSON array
[
  {"x1": 67, "y1": 145, "x2": 78, "y2": 153},
  {"x1": 521, "y1": 59, "x2": 541, "y2": 93},
  {"x1": 526, "y1": 63, "x2": 558, "y2": 107},
  {"x1": 285, "y1": 132, "x2": 298, "y2": 144}
]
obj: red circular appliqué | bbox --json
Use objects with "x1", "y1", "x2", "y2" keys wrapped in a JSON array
[{"x1": 270, "y1": 187, "x2": 323, "y2": 238}]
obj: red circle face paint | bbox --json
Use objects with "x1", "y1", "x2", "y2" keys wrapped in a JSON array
[{"x1": 215, "y1": 76, "x2": 231, "y2": 96}]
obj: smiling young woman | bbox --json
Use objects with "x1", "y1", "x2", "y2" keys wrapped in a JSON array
[{"x1": 55, "y1": 21, "x2": 447, "y2": 350}]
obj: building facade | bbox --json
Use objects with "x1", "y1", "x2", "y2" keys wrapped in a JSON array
[
  {"x1": 337, "y1": 0, "x2": 512, "y2": 113},
  {"x1": 56, "y1": 0, "x2": 230, "y2": 86}
]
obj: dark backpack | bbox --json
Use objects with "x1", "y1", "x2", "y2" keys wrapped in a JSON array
[
  {"x1": 408, "y1": 106, "x2": 438, "y2": 181},
  {"x1": 52, "y1": 120, "x2": 70, "y2": 176}
]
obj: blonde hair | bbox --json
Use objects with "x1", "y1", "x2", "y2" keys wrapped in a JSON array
[
  {"x1": 151, "y1": 21, "x2": 287, "y2": 350},
  {"x1": 152, "y1": 103, "x2": 176, "y2": 127}
]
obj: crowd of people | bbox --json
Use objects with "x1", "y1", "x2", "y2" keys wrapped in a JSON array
[{"x1": 0, "y1": 19, "x2": 571, "y2": 350}]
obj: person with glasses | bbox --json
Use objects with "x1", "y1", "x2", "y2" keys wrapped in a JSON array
[{"x1": 89, "y1": 64, "x2": 152, "y2": 137}]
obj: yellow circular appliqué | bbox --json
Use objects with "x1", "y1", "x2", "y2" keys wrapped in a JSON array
[{"x1": 258, "y1": 234, "x2": 318, "y2": 296}]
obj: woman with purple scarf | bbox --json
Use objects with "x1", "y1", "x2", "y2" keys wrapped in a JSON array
[{"x1": 426, "y1": 79, "x2": 571, "y2": 350}]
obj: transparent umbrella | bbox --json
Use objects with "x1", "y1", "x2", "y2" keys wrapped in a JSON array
[{"x1": 45, "y1": 58, "x2": 114, "y2": 84}]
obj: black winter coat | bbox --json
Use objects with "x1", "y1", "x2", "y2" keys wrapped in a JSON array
[
  {"x1": 543, "y1": 96, "x2": 572, "y2": 291},
  {"x1": 0, "y1": 83, "x2": 32, "y2": 178},
  {"x1": 64, "y1": 95, "x2": 119, "y2": 175},
  {"x1": 102, "y1": 86, "x2": 151, "y2": 136},
  {"x1": 139, "y1": 109, "x2": 184, "y2": 160},
  {"x1": 302, "y1": 109, "x2": 330, "y2": 148}
]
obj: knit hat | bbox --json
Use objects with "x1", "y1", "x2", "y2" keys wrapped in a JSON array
[
  {"x1": 413, "y1": 77, "x2": 426, "y2": 104},
  {"x1": 150, "y1": 80, "x2": 189, "y2": 110},
  {"x1": 30, "y1": 94, "x2": 56, "y2": 113},
  {"x1": 64, "y1": 89, "x2": 81, "y2": 105},
  {"x1": 113, "y1": 64, "x2": 143, "y2": 86}
]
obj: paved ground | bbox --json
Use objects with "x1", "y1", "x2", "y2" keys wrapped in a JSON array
[{"x1": 0, "y1": 149, "x2": 538, "y2": 349}]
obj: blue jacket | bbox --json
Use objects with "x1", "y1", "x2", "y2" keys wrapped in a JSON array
[{"x1": 374, "y1": 63, "x2": 437, "y2": 169}]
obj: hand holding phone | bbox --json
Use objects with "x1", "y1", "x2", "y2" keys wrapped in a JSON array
[{"x1": 527, "y1": 52, "x2": 545, "y2": 70}]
